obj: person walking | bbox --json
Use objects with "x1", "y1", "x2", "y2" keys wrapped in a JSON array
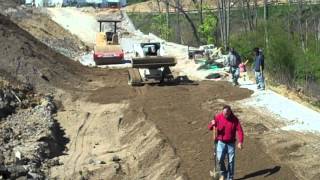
[
  {"x1": 227, "y1": 48, "x2": 241, "y2": 86},
  {"x1": 208, "y1": 105, "x2": 244, "y2": 180},
  {"x1": 253, "y1": 48, "x2": 265, "y2": 90}
]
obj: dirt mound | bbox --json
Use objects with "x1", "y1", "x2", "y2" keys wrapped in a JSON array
[
  {"x1": 48, "y1": 95, "x2": 186, "y2": 179},
  {"x1": 120, "y1": 107, "x2": 186, "y2": 179},
  {"x1": 0, "y1": 14, "x2": 89, "y2": 93},
  {"x1": 0, "y1": 0, "x2": 18, "y2": 9},
  {"x1": 3, "y1": 7, "x2": 87, "y2": 59}
]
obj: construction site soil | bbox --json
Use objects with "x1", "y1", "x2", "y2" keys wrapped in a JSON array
[
  {"x1": 1, "y1": 4, "x2": 320, "y2": 180},
  {"x1": 87, "y1": 78, "x2": 300, "y2": 180},
  {"x1": 0, "y1": 13, "x2": 89, "y2": 93}
]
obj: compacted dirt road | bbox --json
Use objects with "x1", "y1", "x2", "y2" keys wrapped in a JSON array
[{"x1": 85, "y1": 76, "x2": 299, "y2": 180}]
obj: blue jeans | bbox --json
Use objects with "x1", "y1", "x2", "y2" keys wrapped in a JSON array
[
  {"x1": 255, "y1": 71, "x2": 265, "y2": 89},
  {"x1": 230, "y1": 67, "x2": 240, "y2": 85},
  {"x1": 216, "y1": 141, "x2": 235, "y2": 180}
]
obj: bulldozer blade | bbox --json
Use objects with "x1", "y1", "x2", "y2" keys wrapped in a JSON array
[{"x1": 132, "y1": 56, "x2": 176, "y2": 68}]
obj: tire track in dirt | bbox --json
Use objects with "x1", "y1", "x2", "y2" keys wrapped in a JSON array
[
  {"x1": 72, "y1": 112, "x2": 92, "y2": 176},
  {"x1": 50, "y1": 98, "x2": 130, "y2": 179},
  {"x1": 134, "y1": 86, "x2": 146, "y2": 96},
  {"x1": 65, "y1": 111, "x2": 92, "y2": 177}
]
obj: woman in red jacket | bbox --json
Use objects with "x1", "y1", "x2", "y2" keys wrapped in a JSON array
[{"x1": 208, "y1": 105, "x2": 244, "y2": 180}]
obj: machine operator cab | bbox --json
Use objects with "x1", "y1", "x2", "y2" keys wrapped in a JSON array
[
  {"x1": 142, "y1": 43, "x2": 160, "y2": 56},
  {"x1": 134, "y1": 42, "x2": 163, "y2": 58}
]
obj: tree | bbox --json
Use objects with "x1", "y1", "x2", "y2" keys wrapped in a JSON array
[
  {"x1": 175, "y1": 0, "x2": 182, "y2": 43},
  {"x1": 165, "y1": 1, "x2": 201, "y2": 44},
  {"x1": 199, "y1": 11, "x2": 218, "y2": 44},
  {"x1": 150, "y1": 14, "x2": 172, "y2": 40},
  {"x1": 264, "y1": 0, "x2": 269, "y2": 49}
]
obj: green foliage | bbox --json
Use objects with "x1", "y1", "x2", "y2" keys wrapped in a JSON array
[
  {"x1": 199, "y1": 13, "x2": 217, "y2": 44},
  {"x1": 229, "y1": 30, "x2": 264, "y2": 63},
  {"x1": 266, "y1": 22, "x2": 297, "y2": 85},
  {"x1": 128, "y1": 12, "x2": 172, "y2": 40},
  {"x1": 150, "y1": 14, "x2": 172, "y2": 40},
  {"x1": 230, "y1": 15, "x2": 320, "y2": 96}
]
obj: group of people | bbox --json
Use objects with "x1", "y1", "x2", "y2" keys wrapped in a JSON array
[
  {"x1": 206, "y1": 47, "x2": 267, "y2": 180},
  {"x1": 226, "y1": 47, "x2": 265, "y2": 90}
]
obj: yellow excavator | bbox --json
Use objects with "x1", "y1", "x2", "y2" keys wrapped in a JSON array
[{"x1": 93, "y1": 20, "x2": 124, "y2": 65}]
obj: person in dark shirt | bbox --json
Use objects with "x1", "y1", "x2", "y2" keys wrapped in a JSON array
[
  {"x1": 227, "y1": 48, "x2": 241, "y2": 86},
  {"x1": 253, "y1": 48, "x2": 265, "y2": 90}
]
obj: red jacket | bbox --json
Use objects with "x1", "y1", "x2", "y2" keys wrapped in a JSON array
[{"x1": 208, "y1": 112, "x2": 244, "y2": 143}]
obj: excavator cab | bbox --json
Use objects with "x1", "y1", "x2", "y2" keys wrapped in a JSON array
[
  {"x1": 142, "y1": 43, "x2": 159, "y2": 56},
  {"x1": 93, "y1": 20, "x2": 124, "y2": 65}
]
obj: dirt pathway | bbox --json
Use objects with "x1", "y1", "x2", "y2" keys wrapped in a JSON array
[
  {"x1": 47, "y1": 7, "x2": 98, "y2": 45},
  {"x1": 87, "y1": 80, "x2": 298, "y2": 179}
]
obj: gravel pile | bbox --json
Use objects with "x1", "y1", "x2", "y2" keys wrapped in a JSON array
[
  {"x1": 0, "y1": 92, "x2": 66, "y2": 179},
  {"x1": 0, "y1": 84, "x2": 33, "y2": 118}
]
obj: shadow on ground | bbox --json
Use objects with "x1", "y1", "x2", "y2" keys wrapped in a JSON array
[{"x1": 236, "y1": 166, "x2": 281, "y2": 180}]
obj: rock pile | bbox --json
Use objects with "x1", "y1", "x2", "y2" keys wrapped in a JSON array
[
  {"x1": 0, "y1": 89, "x2": 66, "y2": 179},
  {"x1": 0, "y1": 84, "x2": 34, "y2": 118}
]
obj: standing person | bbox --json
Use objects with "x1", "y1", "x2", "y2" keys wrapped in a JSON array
[
  {"x1": 208, "y1": 105, "x2": 244, "y2": 180},
  {"x1": 253, "y1": 48, "x2": 265, "y2": 90},
  {"x1": 227, "y1": 48, "x2": 241, "y2": 86},
  {"x1": 239, "y1": 59, "x2": 248, "y2": 81}
]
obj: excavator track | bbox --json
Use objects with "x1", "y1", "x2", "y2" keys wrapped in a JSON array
[{"x1": 128, "y1": 68, "x2": 143, "y2": 86}]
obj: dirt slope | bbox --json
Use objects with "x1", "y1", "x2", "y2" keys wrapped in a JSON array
[
  {"x1": 0, "y1": 14, "x2": 88, "y2": 93},
  {"x1": 49, "y1": 70, "x2": 186, "y2": 179},
  {"x1": 10, "y1": 8, "x2": 86, "y2": 59}
]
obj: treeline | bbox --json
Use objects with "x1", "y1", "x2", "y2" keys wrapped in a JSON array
[
  {"x1": 128, "y1": 1, "x2": 320, "y2": 105},
  {"x1": 231, "y1": 3, "x2": 320, "y2": 105}
]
